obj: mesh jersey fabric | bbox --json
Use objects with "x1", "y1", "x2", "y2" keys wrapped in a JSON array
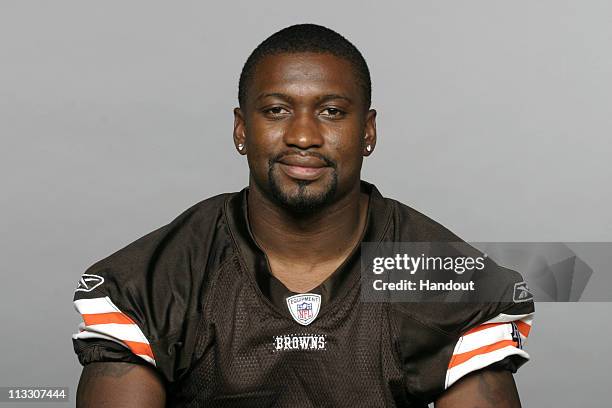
[{"x1": 72, "y1": 181, "x2": 534, "y2": 407}]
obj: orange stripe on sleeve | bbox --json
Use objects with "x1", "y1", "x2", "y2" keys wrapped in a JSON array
[
  {"x1": 449, "y1": 339, "x2": 518, "y2": 369},
  {"x1": 123, "y1": 340, "x2": 155, "y2": 360},
  {"x1": 515, "y1": 320, "x2": 531, "y2": 338},
  {"x1": 82, "y1": 312, "x2": 136, "y2": 326}
]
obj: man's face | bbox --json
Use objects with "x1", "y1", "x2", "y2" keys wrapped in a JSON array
[{"x1": 234, "y1": 52, "x2": 376, "y2": 213}]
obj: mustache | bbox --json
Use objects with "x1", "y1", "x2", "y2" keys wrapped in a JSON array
[{"x1": 270, "y1": 150, "x2": 337, "y2": 168}]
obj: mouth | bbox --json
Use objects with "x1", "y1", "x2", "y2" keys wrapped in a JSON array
[{"x1": 276, "y1": 155, "x2": 331, "y2": 182}]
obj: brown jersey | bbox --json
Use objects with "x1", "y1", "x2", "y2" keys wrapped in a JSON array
[{"x1": 72, "y1": 181, "x2": 534, "y2": 407}]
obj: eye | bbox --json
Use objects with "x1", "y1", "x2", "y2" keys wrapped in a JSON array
[
  {"x1": 320, "y1": 107, "x2": 345, "y2": 118},
  {"x1": 263, "y1": 106, "x2": 290, "y2": 118}
]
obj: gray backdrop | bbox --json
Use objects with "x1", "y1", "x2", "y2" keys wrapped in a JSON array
[{"x1": 1, "y1": 1, "x2": 611, "y2": 407}]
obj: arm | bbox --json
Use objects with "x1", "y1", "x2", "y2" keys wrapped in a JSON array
[
  {"x1": 76, "y1": 362, "x2": 166, "y2": 408},
  {"x1": 434, "y1": 368, "x2": 521, "y2": 408}
]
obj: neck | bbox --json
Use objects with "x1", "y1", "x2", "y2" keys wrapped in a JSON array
[{"x1": 247, "y1": 180, "x2": 368, "y2": 265}]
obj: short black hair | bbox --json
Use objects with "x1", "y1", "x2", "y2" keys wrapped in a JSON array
[{"x1": 238, "y1": 24, "x2": 371, "y2": 110}]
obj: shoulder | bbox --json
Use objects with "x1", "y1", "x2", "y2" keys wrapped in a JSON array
[
  {"x1": 82, "y1": 192, "x2": 232, "y2": 295},
  {"x1": 377, "y1": 196, "x2": 534, "y2": 400},
  {"x1": 382, "y1": 196, "x2": 533, "y2": 332},
  {"x1": 385, "y1": 196, "x2": 462, "y2": 242},
  {"x1": 72, "y1": 192, "x2": 237, "y2": 382}
]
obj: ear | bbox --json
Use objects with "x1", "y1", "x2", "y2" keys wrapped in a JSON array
[
  {"x1": 233, "y1": 107, "x2": 247, "y2": 155},
  {"x1": 363, "y1": 109, "x2": 377, "y2": 156}
]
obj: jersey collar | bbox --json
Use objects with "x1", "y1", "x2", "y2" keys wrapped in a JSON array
[{"x1": 225, "y1": 180, "x2": 393, "y2": 320}]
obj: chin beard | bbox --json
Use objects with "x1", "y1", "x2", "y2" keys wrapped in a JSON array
[{"x1": 267, "y1": 165, "x2": 338, "y2": 214}]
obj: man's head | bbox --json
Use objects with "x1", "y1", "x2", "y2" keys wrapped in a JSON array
[
  {"x1": 238, "y1": 24, "x2": 372, "y2": 111},
  {"x1": 233, "y1": 24, "x2": 377, "y2": 214}
]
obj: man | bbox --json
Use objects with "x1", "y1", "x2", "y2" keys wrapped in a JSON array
[{"x1": 72, "y1": 24, "x2": 534, "y2": 407}]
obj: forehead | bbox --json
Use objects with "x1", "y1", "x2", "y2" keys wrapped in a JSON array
[{"x1": 248, "y1": 52, "x2": 362, "y2": 104}]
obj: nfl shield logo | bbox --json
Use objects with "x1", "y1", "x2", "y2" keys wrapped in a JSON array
[{"x1": 286, "y1": 293, "x2": 321, "y2": 325}]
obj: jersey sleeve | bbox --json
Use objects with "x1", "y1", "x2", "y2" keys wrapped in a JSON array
[
  {"x1": 444, "y1": 306, "x2": 534, "y2": 389},
  {"x1": 72, "y1": 289, "x2": 157, "y2": 367},
  {"x1": 71, "y1": 230, "x2": 201, "y2": 384},
  {"x1": 70, "y1": 221, "x2": 189, "y2": 384},
  {"x1": 391, "y1": 264, "x2": 535, "y2": 403},
  {"x1": 70, "y1": 197, "x2": 225, "y2": 383}
]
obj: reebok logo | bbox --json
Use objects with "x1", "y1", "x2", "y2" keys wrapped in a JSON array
[
  {"x1": 513, "y1": 281, "x2": 533, "y2": 303},
  {"x1": 75, "y1": 274, "x2": 104, "y2": 293}
]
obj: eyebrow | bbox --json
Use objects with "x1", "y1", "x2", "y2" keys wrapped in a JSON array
[
  {"x1": 255, "y1": 93, "x2": 353, "y2": 104},
  {"x1": 256, "y1": 92, "x2": 293, "y2": 103},
  {"x1": 316, "y1": 94, "x2": 353, "y2": 104}
]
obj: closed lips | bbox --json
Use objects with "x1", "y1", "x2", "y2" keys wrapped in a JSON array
[
  {"x1": 277, "y1": 155, "x2": 330, "y2": 180},
  {"x1": 278, "y1": 155, "x2": 328, "y2": 168}
]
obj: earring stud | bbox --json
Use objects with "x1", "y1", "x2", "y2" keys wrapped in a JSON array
[
  {"x1": 366, "y1": 145, "x2": 372, "y2": 152},
  {"x1": 238, "y1": 143, "x2": 244, "y2": 151}
]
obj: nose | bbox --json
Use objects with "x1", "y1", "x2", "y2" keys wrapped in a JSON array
[{"x1": 283, "y1": 110, "x2": 324, "y2": 150}]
